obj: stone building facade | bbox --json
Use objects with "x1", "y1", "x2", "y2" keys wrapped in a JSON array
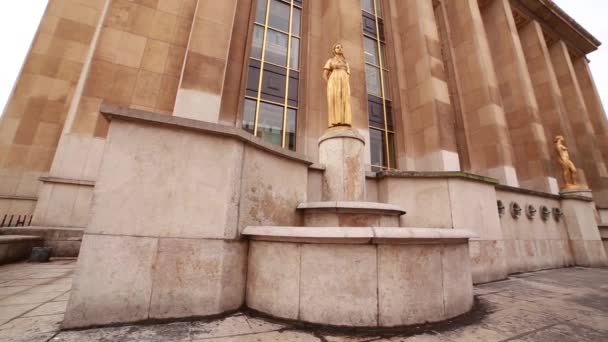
[{"x1": 0, "y1": 0, "x2": 607, "y2": 329}]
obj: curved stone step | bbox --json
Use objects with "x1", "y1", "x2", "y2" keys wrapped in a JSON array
[{"x1": 297, "y1": 201, "x2": 406, "y2": 227}]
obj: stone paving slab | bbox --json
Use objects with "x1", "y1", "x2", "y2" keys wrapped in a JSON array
[{"x1": 0, "y1": 260, "x2": 606, "y2": 341}]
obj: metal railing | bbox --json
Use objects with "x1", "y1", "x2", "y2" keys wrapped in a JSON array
[{"x1": 0, "y1": 214, "x2": 33, "y2": 228}]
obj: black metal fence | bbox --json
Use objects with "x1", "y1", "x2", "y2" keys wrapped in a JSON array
[{"x1": 0, "y1": 214, "x2": 32, "y2": 228}]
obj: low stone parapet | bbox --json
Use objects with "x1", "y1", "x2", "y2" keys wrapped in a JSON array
[
  {"x1": 243, "y1": 226, "x2": 476, "y2": 327},
  {"x1": 0, "y1": 235, "x2": 43, "y2": 264},
  {"x1": 0, "y1": 227, "x2": 83, "y2": 257}
]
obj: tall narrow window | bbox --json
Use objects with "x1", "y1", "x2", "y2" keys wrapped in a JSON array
[
  {"x1": 243, "y1": 0, "x2": 302, "y2": 151},
  {"x1": 362, "y1": 0, "x2": 395, "y2": 170}
]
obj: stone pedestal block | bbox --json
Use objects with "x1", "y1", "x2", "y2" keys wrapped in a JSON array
[
  {"x1": 318, "y1": 128, "x2": 366, "y2": 201},
  {"x1": 560, "y1": 189, "x2": 608, "y2": 267}
]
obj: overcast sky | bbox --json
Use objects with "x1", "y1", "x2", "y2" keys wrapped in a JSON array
[{"x1": 0, "y1": 1, "x2": 606, "y2": 119}]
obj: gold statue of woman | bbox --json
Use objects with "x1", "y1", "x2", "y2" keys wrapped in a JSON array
[
  {"x1": 554, "y1": 135, "x2": 579, "y2": 188},
  {"x1": 323, "y1": 43, "x2": 352, "y2": 127}
]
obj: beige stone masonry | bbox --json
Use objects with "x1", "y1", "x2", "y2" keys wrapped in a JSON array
[
  {"x1": 518, "y1": 21, "x2": 582, "y2": 191},
  {"x1": 549, "y1": 41, "x2": 608, "y2": 205},
  {"x1": 174, "y1": 0, "x2": 238, "y2": 122},
  {"x1": 244, "y1": 226, "x2": 475, "y2": 327},
  {"x1": 443, "y1": 0, "x2": 518, "y2": 186},
  {"x1": 482, "y1": 0, "x2": 554, "y2": 193},
  {"x1": 63, "y1": 106, "x2": 311, "y2": 328},
  {"x1": 377, "y1": 171, "x2": 508, "y2": 284},
  {"x1": 389, "y1": 0, "x2": 459, "y2": 171},
  {"x1": 573, "y1": 57, "x2": 608, "y2": 173},
  {"x1": 559, "y1": 191, "x2": 608, "y2": 267},
  {"x1": 318, "y1": 128, "x2": 366, "y2": 201}
]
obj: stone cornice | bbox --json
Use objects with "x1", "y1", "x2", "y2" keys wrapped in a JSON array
[{"x1": 511, "y1": 0, "x2": 601, "y2": 55}]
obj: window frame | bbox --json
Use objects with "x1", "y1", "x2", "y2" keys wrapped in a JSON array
[{"x1": 241, "y1": 0, "x2": 303, "y2": 151}]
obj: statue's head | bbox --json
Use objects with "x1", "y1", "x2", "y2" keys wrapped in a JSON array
[
  {"x1": 332, "y1": 43, "x2": 344, "y2": 56},
  {"x1": 554, "y1": 135, "x2": 564, "y2": 144}
]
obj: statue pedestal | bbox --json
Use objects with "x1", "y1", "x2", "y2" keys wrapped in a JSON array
[
  {"x1": 318, "y1": 127, "x2": 366, "y2": 201},
  {"x1": 559, "y1": 187, "x2": 608, "y2": 267},
  {"x1": 559, "y1": 187, "x2": 592, "y2": 199}
]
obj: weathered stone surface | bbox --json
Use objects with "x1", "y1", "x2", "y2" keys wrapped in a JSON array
[
  {"x1": 319, "y1": 129, "x2": 366, "y2": 201},
  {"x1": 299, "y1": 244, "x2": 378, "y2": 326}
]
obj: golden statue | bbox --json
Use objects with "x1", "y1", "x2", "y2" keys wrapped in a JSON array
[
  {"x1": 554, "y1": 135, "x2": 579, "y2": 188},
  {"x1": 323, "y1": 43, "x2": 352, "y2": 127}
]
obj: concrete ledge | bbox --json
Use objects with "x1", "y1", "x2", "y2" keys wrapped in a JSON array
[
  {"x1": 318, "y1": 127, "x2": 365, "y2": 144},
  {"x1": 297, "y1": 201, "x2": 406, "y2": 215},
  {"x1": 377, "y1": 170, "x2": 499, "y2": 185},
  {"x1": 0, "y1": 235, "x2": 43, "y2": 264},
  {"x1": 100, "y1": 103, "x2": 314, "y2": 166},
  {"x1": 0, "y1": 195, "x2": 37, "y2": 201},
  {"x1": 242, "y1": 226, "x2": 477, "y2": 245},
  {"x1": 39, "y1": 176, "x2": 95, "y2": 187},
  {"x1": 495, "y1": 184, "x2": 560, "y2": 200}
]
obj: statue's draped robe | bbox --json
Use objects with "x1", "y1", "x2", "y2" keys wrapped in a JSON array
[{"x1": 324, "y1": 57, "x2": 352, "y2": 126}]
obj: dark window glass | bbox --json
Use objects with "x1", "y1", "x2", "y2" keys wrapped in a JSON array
[
  {"x1": 364, "y1": 37, "x2": 379, "y2": 65},
  {"x1": 269, "y1": 0, "x2": 290, "y2": 32},
  {"x1": 378, "y1": 19, "x2": 385, "y2": 41},
  {"x1": 361, "y1": 0, "x2": 374, "y2": 14},
  {"x1": 246, "y1": 63, "x2": 261, "y2": 96},
  {"x1": 363, "y1": 0, "x2": 395, "y2": 169},
  {"x1": 257, "y1": 102, "x2": 284, "y2": 146},
  {"x1": 242, "y1": 99, "x2": 257, "y2": 134},
  {"x1": 288, "y1": 74, "x2": 299, "y2": 107},
  {"x1": 290, "y1": 38, "x2": 300, "y2": 70},
  {"x1": 264, "y1": 29, "x2": 288, "y2": 66},
  {"x1": 385, "y1": 100, "x2": 393, "y2": 130},
  {"x1": 362, "y1": 15, "x2": 377, "y2": 37},
  {"x1": 251, "y1": 25, "x2": 264, "y2": 59},
  {"x1": 365, "y1": 65, "x2": 381, "y2": 97},
  {"x1": 261, "y1": 64, "x2": 287, "y2": 103},
  {"x1": 243, "y1": 0, "x2": 302, "y2": 151},
  {"x1": 374, "y1": 0, "x2": 383, "y2": 18},
  {"x1": 292, "y1": 8, "x2": 301, "y2": 36},
  {"x1": 388, "y1": 133, "x2": 396, "y2": 168},
  {"x1": 255, "y1": 0, "x2": 268, "y2": 24},
  {"x1": 368, "y1": 96, "x2": 384, "y2": 128},
  {"x1": 370, "y1": 129, "x2": 385, "y2": 167},
  {"x1": 382, "y1": 69, "x2": 391, "y2": 99},
  {"x1": 287, "y1": 108, "x2": 297, "y2": 150}
]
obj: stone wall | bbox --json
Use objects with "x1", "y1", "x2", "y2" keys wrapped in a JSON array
[{"x1": 63, "y1": 107, "x2": 312, "y2": 328}]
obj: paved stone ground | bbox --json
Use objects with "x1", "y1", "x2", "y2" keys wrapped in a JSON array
[{"x1": 0, "y1": 259, "x2": 607, "y2": 341}]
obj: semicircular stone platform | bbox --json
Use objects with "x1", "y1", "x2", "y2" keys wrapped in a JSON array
[{"x1": 243, "y1": 226, "x2": 476, "y2": 328}]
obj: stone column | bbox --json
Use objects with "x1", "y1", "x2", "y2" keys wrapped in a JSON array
[
  {"x1": 573, "y1": 58, "x2": 608, "y2": 170},
  {"x1": 518, "y1": 21, "x2": 583, "y2": 190},
  {"x1": 561, "y1": 193, "x2": 608, "y2": 267},
  {"x1": 481, "y1": 0, "x2": 555, "y2": 193},
  {"x1": 389, "y1": 0, "x2": 459, "y2": 171},
  {"x1": 318, "y1": 129, "x2": 366, "y2": 201},
  {"x1": 173, "y1": 0, "x2": 238, "y2": 123},
  {"x1": 443, "y1": 0, "x2": 518, "y2": 186},
  {"x1": 549, "y1": 41, "x2": 608, "y2": 206}
]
